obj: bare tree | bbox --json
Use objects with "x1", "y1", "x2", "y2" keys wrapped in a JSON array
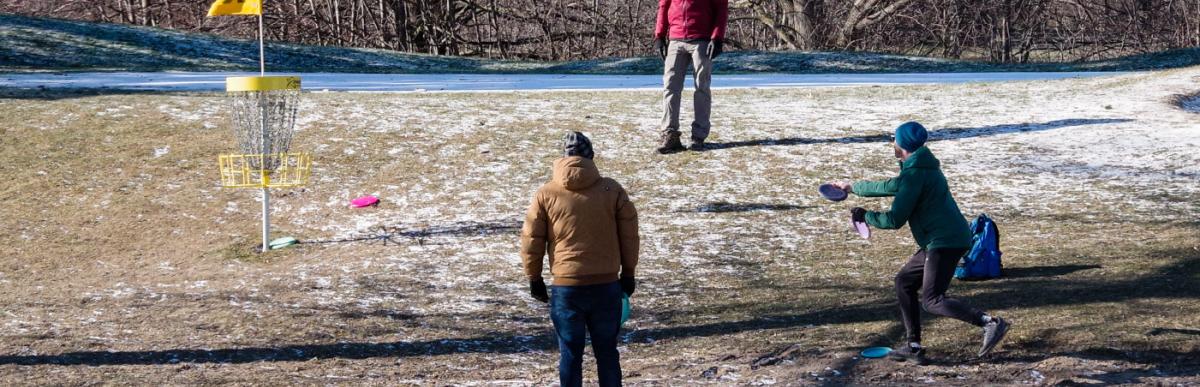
[{"x1": 2, "y1": 0, "x2": 1197, "y2": 62}]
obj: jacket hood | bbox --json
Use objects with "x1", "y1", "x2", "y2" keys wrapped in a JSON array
[
  {"x1": 901, "y1": 146, "x2": 940, "y2": 170},
  {"x1": 553, "y1": 156, "x2": 602, "y2": 191}
]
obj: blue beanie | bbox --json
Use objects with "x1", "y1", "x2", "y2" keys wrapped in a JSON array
[{"x1": 894, "y1": 121, "x2": 928, "y2": 152}]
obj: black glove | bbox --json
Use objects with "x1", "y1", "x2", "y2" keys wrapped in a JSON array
[
  {"x1": 620, "y1": 276, "x2": 636, "y2": 296},
  {"x1": 654, "y1": 38, "x2": 668, "y2": 60},
  {"x1": 707, "y1": 39, "x2": 724, "y2": 59},
  {"x1": 851, "y1": 207, "x2": 867, "y2": 223},
  {"x1": 530, "y1": 278, "x2": 549, "y2": 303}
]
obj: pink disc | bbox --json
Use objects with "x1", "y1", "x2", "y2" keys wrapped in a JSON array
[
  {"x1": 853, "y1": 220, "x2": 871, "y2": 239},
  {"x1": 350, "y1": 195, "x2": 379, "y2": 208}
]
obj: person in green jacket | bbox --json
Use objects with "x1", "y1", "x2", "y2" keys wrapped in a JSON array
[{"x1": 830, "y1": 121, "x2": 1009, "y2": 365}]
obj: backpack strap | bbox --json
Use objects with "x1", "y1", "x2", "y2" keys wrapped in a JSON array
[{"x1": 981, "y1": 213, "x2": 999, "y2": 248}]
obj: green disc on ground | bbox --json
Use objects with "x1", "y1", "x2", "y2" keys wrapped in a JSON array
[{"x1": 269, "y1": 236, "x2": 299, "y2": 250}]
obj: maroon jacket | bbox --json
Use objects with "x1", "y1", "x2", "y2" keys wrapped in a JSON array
[{"x1": 654, "y1": 0, "x2": 729, "y2": 41}]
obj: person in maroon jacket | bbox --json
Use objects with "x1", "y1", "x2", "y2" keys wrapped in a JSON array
[{"x1": 653, "y1": 0, "x2": 729, "y2": 154}]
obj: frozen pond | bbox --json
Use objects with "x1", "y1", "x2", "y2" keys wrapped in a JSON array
[{"x1": 0, "y1": 71, "x2": 1126, "y2": 92}]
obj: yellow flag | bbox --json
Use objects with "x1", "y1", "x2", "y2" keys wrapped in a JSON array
[{"x1": 207, "y1": 0, "x2": 262, "y2": 17}]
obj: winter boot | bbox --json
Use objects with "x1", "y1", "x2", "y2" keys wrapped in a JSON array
[
  {"x1": 888, "y1": 343, "x2": 929, "y2": 365},
  {"x1": 656, "y1": 131, "x2": 685, "y2": 154}
]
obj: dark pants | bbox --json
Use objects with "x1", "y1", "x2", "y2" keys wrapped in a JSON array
[
  {"x1": 550, "y1": 281, "x2": 623, "y2": 387},
  {"x1": 895, "y1": 248, "x2": 986, "y2": 343}
]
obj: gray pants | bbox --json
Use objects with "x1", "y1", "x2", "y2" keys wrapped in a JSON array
[{"x1": 661, "y1": 39, "x2": 712, "y2": 141}]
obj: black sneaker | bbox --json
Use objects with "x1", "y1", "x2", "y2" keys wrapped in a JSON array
[
  {"x1": 888, "y1": 344, "x2": 928, "y2": 365},
  {"x1": 688, "y1": 138, "x2": 706, "y2": 151},
  {"x1": 657, "y1": 131, "x2": 685, "y2": 154},
  {"x1": 978, "y1": 317, "x2": 1009, "y2": 357}
]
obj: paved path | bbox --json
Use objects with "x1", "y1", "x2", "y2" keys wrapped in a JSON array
[{"x1": 0, "y1": 71, "x2": 1124, "y2": 92}]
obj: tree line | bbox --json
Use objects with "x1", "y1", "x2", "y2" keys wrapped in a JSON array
[{"x1": 3, "y1": 0, "x2": 1197, "y2": 62}]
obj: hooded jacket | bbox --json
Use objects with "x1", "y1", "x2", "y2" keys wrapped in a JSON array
[
  {"x1": 521, "y1": 157, "x2": 639, "y2": 286},
  {"x1": 654, "y1": 0, "x2": 729, "y2": 41},
  {"x1": 852, "y1": 146, "x2": 972, "y2": 251}
]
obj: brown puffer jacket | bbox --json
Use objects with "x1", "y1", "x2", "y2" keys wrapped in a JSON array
[{"x1": 521, "y1": 157, "x2": 639, "y2": 286}]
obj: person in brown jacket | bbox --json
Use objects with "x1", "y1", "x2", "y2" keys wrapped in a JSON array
[{"x1": 521, "y1": 131, "x2": 639, "y2": 387}]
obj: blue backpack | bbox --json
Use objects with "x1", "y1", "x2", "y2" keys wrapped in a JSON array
[{"x1": 955, "y1": 214, "x2": 1002, "y2": 280}]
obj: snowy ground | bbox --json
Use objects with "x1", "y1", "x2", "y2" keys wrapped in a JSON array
[
  {"x1": 0, "y1": 67, "x2": 1197, "y2": 385},
  {"x1": 0, "y1": 71, "x2": 1125, "y2": 92}
]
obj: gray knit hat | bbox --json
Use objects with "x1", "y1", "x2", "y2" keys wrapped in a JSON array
[{"x1": 562, "y1": 131, "x2": 594, "y2": 159}]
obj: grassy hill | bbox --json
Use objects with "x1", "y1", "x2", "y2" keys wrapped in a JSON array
[{"x1": 4, "y1": 13, "x2": 1200, "y2": 74}]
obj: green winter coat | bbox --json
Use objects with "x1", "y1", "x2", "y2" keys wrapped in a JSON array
[{"x1": 852, "y1": 146, "x2": 972, "y2": 251}]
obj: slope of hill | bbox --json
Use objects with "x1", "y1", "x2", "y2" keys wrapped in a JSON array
[{"x1": 3, "y1": 13, "x2": 1200, "y2": 74}]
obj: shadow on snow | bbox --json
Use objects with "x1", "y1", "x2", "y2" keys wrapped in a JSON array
[
  {"x1": 0, "y1": 335, "x2": 555, "y2": 366},
  {"x1": 702, "y1": 118, "x2": 1135, "y2": 150},
  {"x1": 690, "y1": 202, "x2": 816, "y2": 213},
  {"x1": 302, "y1": 220, "x2": 521, "y2": 247}
]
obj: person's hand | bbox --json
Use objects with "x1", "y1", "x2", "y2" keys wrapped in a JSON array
[
  {"x1": 620, "y1": 276, "x2": 636, "y2": 296},
  {"x1": 831, "y1": 181, "x2": 854, "y2": 193},
  {"x1": 654, "y1": 38, "x2": 668, "y2": 60},
  {"x1": 851, "y1": 207, "x2": 867, "y2": 223},
  {"x1": 707, "y1": 39, "x2": 724, "y2": 59},
  {"x1": 530, "y1": 278, "x2": 549, "y2": 303}
]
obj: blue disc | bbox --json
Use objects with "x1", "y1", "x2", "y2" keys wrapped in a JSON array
[{"x1": 860, "y1": 346, "x2": 892, "y2": 358}]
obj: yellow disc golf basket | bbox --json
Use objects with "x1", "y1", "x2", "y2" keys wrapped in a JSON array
[
  {"x1": 218, "y1": 152, "x2": 312, "y2": 188},
  {"x1": 218, "y1": 76, "x2": 311, "y2": 252}
]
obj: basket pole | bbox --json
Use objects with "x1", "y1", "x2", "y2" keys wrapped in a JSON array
[
  {"x1": 258, "y1": 12, "x2": 265, "y2": 76},
  {"x1": 258, "y1": 7, "x2": 268, "y2": 252},
  {"x1": 260, "y1": 102, "x2": 270, "y2": 252},
  {"x1": 261, "y1": 184, "x2": 270, "y2": 251}
]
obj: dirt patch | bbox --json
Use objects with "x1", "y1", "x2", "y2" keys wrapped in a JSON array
[{"x1": 1171, "y1": 91, "x2": 1200, "y2": 113}]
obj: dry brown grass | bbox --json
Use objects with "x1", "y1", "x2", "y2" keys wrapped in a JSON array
[{"x1": 0, "y1": 70, "x2": 1197, "y2": 385}]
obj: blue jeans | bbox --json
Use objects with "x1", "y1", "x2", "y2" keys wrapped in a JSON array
[{"x1": 550, "y1": 281, "x2": 623, "y2": 387}]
